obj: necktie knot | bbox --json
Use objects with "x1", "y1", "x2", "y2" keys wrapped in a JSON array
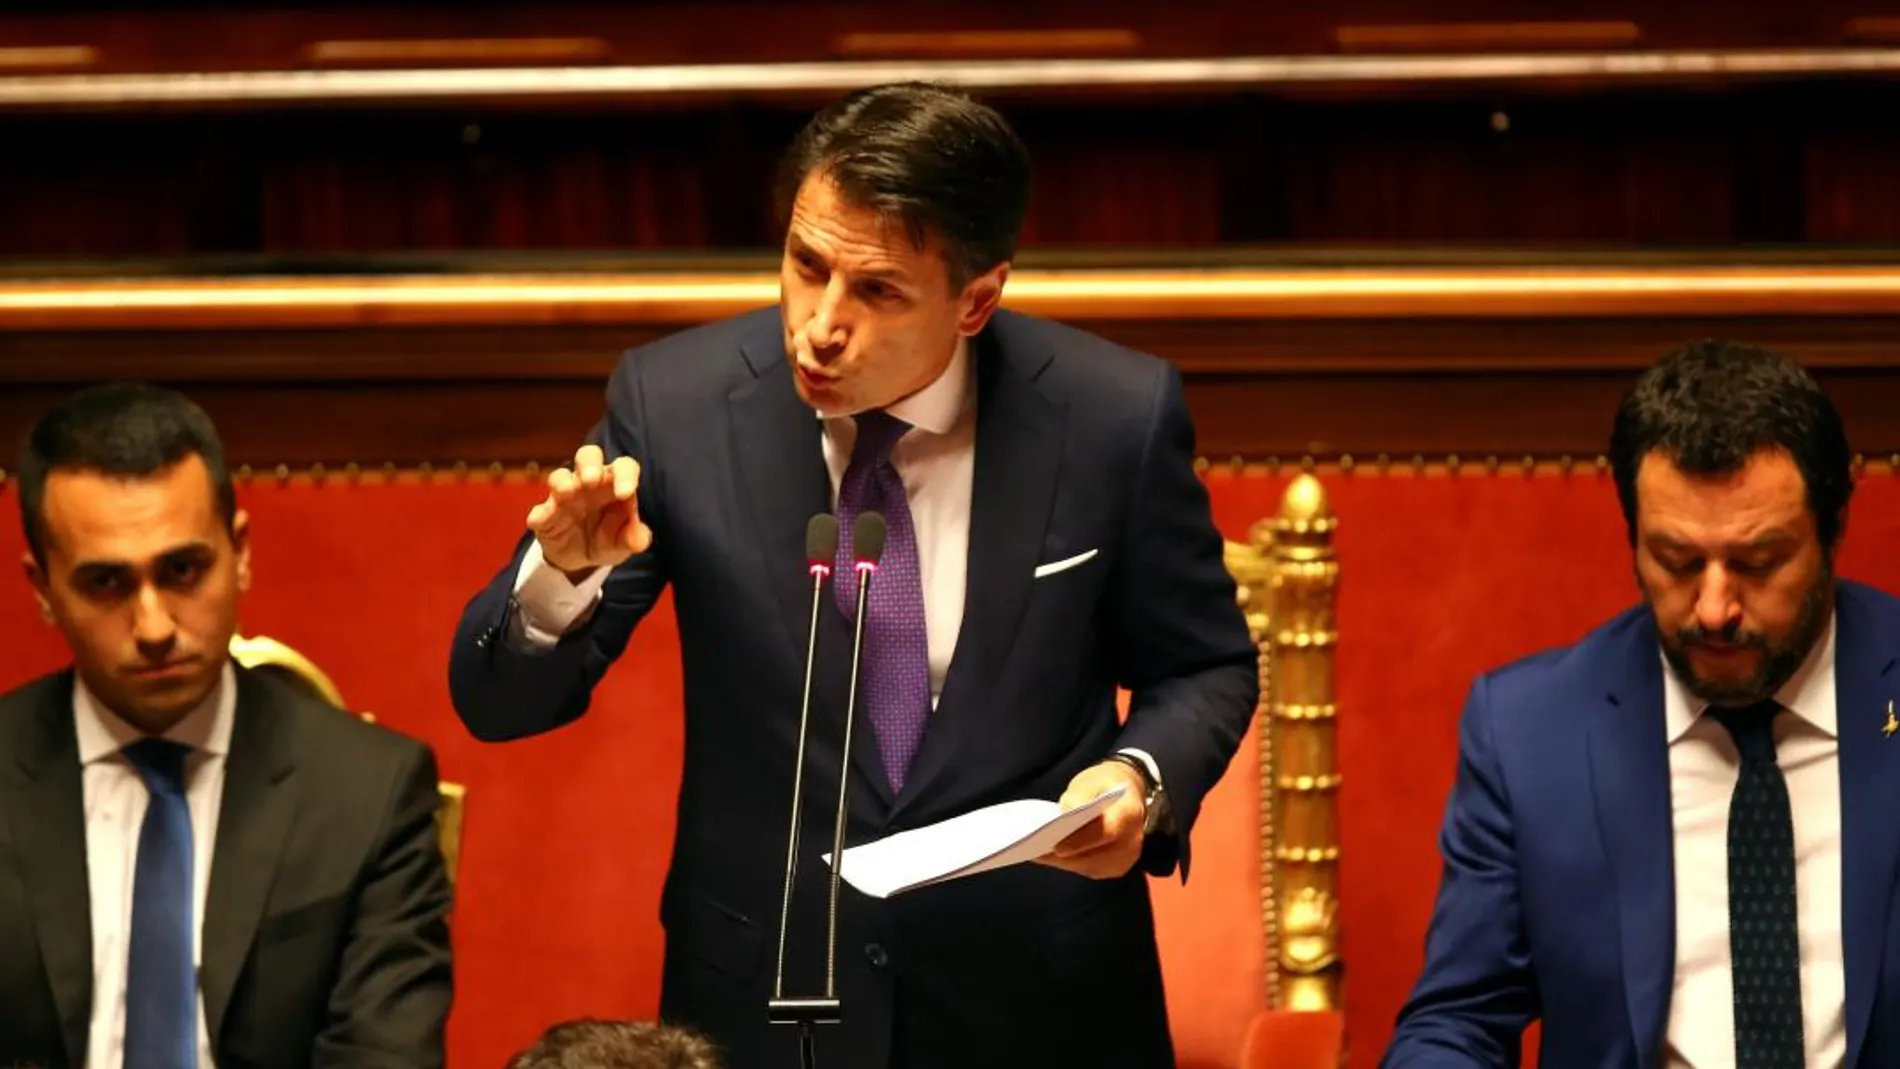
[
  {"x1": 123, "y1": 738, "x2": 192, "y2": 797},
  {"x1": 850, "y1": 410, "x2": 911, "y2": 469},
  {"x1": 1710, "y1": 700, "x2": 1781, "y2": 766}
]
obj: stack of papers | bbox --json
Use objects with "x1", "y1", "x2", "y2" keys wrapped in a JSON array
[{"x1": 823, "y1": 785, "x2": 1126, "y2": 899}]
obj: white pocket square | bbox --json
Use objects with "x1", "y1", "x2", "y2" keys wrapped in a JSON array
[{"x1": 1033, "y1": 549, "x2": 1098, "y2": 579}]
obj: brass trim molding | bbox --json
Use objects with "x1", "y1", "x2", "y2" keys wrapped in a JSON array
[
  {"x1": 0, "y1": 46, "x2": 100, "y2": 71},
  {"x1": 2, "y1": 47, "x2": 1900, "y2": 108},
  {"x1": 15, "y1": 266, "x2": 1900, "y2": 331},
  {"x1": 4, "y1": 457, "x2": 1900, "y2": 489}
]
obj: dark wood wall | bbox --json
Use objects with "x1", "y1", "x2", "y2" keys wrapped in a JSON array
[
  {"x1": 13, "y1": 85, "x2": 1900, "y2": 258},
  {"x1": 8, "y1": 0, "x2": 1900, "y2": 257},
  {"x1": 8, "y1": 0, "x2": 1900, "y2": 463}
]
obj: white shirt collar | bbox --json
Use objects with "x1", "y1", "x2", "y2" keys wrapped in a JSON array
[
  {"x1": 816, "y1": 335, "x2": 973, "y2": 436},
  {"x1": 1662, "y1": 608, "x2": 1838, "y2": 744},
  {"x1": 74, "y1": 659, "x2": 237, "y2": 764}
]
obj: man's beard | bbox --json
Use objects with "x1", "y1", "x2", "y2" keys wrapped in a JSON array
[{"x1": 1653, "y1": 567, "x2": 1833, "y2": 707}]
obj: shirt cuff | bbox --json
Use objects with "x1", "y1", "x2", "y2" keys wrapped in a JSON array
[{"x1": 508, "y1": 540, "x2": 610, "y2": 648}]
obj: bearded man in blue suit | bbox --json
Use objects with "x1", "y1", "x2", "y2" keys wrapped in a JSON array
[{"x1": 1386, "y1": 340, "x2": 1900, "y2": 1069}]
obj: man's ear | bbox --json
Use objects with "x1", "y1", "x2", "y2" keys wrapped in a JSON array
[
  {"x1": 231, "y1": 509, "x2": 253, "y2": 592},
  {"x1": 955, "y1": 262, "x2": 1010, "y2": 337},
  {"x1": 22, "y1": 550, "x2": 52, "y2": 623}
]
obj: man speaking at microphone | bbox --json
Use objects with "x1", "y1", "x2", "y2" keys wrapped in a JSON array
[{"x1": 448, "y1": 81, "x2": 1258, "y2": 1069}]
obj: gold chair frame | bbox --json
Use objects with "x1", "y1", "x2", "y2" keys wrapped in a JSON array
[{"x1": 1224, "y1": 474, "x2": 1342, "y2": 1013}]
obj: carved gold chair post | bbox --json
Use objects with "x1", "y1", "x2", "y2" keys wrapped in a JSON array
[
  {"x1": 228, "y1": 633, "x2": 466, "y2": 887},
  {"x1": 1266, "y1": 475, "x2": 1341, "y2": 1012},
  {"x1": 1226, "y1": 473, "x2": 1342, "y2": 1017}
]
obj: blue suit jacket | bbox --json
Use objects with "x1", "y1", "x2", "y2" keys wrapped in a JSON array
[
  {"x1": 1384, "y1": 580, "x2": 1900, "y2": 1069},
  {"x1": 446, "y1": 307, "x2": 1258, "y2": 1069}
]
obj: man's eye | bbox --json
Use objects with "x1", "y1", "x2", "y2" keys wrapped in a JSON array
[
  {"x1": 160, "y1": 559, "x2": 207, "y2": 587},
  {"x1": 81, "y1": 572, "x2": 131, "y2": 598}
]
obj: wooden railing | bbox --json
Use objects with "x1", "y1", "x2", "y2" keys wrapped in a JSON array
[{"x1": 6, "y1": 262, "x2": 1900, "y2": 465}]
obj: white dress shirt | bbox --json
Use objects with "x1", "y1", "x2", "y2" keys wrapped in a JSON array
[
  {"x1": 76, "y1": 661, "x2": 234, "y2": 1069},
  {"x1": 509, "y1": 338, "x2": 1167, "y2": 795},
  {"x1": 1662, "y1": 613, "x2": 1844, "y2": 1069}
]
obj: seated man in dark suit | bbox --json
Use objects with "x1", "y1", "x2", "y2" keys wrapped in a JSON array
[
  {"x1": 0, "y1": 384, "x2": 454, "y2": 1069},
  {"x1": 1384, "y1": 340, "x2": 1900, "y2": 1069},
  {"x1": 507, "y1": 1019, "x2": 721, "y2": 1069}
]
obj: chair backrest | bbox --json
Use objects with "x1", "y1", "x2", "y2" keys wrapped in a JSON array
[
  {"x1": 1223, "y1": 473, "x2": 1343, "y2": 1015},
  {"x1": 228, "y1": 633, "x2": 466, "y2": 886}
]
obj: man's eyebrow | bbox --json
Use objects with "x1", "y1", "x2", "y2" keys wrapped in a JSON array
[
  {"x1": 787, "y1": 234, "x2": 914, "y2": 285},
  {"x1": 70, "y1": 541, "x2": 215, "y2": 573}
]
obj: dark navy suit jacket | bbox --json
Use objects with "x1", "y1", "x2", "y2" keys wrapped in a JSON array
[
  {"x1": 1385, "y1": 580, "x2": 1900, "y2": 1069},
  {"x1": 448, "y1": 307, "x2": 1258, "y2": 1069}
]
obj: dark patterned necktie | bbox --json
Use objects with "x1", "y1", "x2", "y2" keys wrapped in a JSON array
[
  {"x1": 1708, "y1": 700, "x2": 1804, "y2": 1069},
  {"x1": 834, "y1": 410, "x2": 930, "y2": 792}
]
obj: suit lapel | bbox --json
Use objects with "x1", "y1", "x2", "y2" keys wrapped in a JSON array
[
  {"x1": 201, "y1": 668, "x2": 298, "y2": 1046},
  {"x1": 893, "y1": 324, "x2": 1065, "y2": 819},
  {"x1": 1587, "y1": 617, "x2": 1675, "y2": 1069},
  {"x1": 731, "y1": 323, "x2": 896, "y2": 810},
  {"x1": 1833, "y1": 584, "x2": 1900, "y2": 1069},
  {"x1": 4, "y1": 672, "x2": 92, "y2": 1069}
]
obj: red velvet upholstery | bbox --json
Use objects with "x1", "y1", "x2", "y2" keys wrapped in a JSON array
[
  {"x1": 1241, "y1": 1010, "x2": 1345, "y2": 1069},
  {"x1": 5, "y1": 468, "x2": 1899, "y2": 1066}
]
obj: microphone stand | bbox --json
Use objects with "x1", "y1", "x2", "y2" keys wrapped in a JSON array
[{"x1": 769, "y1": 511, "x2": 884, "y2": 1069}]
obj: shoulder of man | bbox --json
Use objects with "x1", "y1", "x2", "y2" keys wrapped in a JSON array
[
  {"x1": 986, "y1": 308, "x2": 1177, "y2": 414},
  {"x1": 610, "y1": 305, "x2": 783, "y2": 392},
  {"x1": 235, "y1": 666, "x2": 434, "y2": 776},
  {"x1": 1839, "y1": 577, "x2": 1900, "y2": 634},
  {"x1": 1473, "y1": 603, "x2": 1655, "y2": 727},
  {"x1": 0, "y1": 669, "x2": 76, "y2": 753},
  {"x1": 0, "y1": 668, "x2": 72, "y2": 714}
]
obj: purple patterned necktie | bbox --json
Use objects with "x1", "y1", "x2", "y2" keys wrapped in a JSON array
[{"x1": 834, "y1": 409, "x2": 930, "y2": 792}]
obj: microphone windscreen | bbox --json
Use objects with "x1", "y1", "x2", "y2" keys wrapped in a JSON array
[
  {"x1": 806, "y1": 512, "x2": 839, "y2": 563},
  {"x1": 854, "y1": 511, "x2": 886, "y2": 564}
]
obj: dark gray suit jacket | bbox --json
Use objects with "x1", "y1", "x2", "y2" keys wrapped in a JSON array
[{"x1": 0, "y1": 665, "x2": 454, "y2": 1069}]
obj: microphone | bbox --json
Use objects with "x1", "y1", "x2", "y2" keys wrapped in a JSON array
[
  {"x1": 766, "y1": 510, "x2": 883, "y2": 1069},
  {"x1": 823, "y1": 511, "x2": 884, "y2": 991},
  {"x1": 768, "y1": 514, "x2": 844, "y2": 1069}
]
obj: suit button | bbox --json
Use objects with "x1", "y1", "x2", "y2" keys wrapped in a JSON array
[{"x1": 864, "y1": 943, "x2": 889, "y2": 969}]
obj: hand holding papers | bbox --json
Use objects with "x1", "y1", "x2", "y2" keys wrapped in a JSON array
[{"x1": 824, "y1": 785, "x2": 1128, "y2": 899}]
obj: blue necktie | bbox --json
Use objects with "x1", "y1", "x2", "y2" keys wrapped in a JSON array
[
  {"x1": 123, "y1": 738, "x2": 198, "y2": 1069},
  {"x1": 1709, "y1": 701, "x2": 1804, "y2": 1069},
  {"x1": 834, "y1": 410, "x2": 931, "y2": 792}
]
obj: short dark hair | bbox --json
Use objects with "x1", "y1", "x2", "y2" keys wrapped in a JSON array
[
  {"x1": 1610, "y1": 339, "x2": 1853, "y2": 549},
  {"x1": 775, "y1": 81, "x2": 1032, "y2": 288},
  {"x1": 16, "y1": 382, "x2": 235, "y2": 563},
  {"x1": 506, "y1": 1019, "x2": 721, "y2": 1069}
]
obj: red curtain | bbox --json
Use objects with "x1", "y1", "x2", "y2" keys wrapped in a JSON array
[{"x1": 4, "y1": 469, "x2": 1897, "y2": 1067}]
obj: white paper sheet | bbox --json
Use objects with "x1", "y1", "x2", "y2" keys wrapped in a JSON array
[{"x1": 822, "y1": 785, "x2": 1127, "y2": 899}]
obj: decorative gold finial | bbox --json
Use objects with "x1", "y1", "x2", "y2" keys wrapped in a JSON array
[{"x1": 1280, "y1": 472, "x2": 1331, "y2": 525}]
